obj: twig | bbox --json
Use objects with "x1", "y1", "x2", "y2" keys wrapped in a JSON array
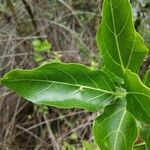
[{"x1": 43, "y1": 114, "x2": 60, "y2": 150}]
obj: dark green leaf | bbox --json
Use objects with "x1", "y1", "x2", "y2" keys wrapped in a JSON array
[
  {"x1": 1, "y1": 62, "x2": 116, "y2": 112},
  {"x1": 97, "y1": 0, "x2": 148, "y2": 80},
  {"x1": 125, "y1": 70, "x2": 150, "y2": 124},
  {"x1": 93, "y1": 99, "x2": 137, "y2": 150}
]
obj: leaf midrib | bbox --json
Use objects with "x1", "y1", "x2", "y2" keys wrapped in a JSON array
[
  {"x1": 113, "y1": 110, "x2": 127, "y2": 150},
  {"x1": 110, "y1": 0, "x2": 124, "y2": 70},
  {"x1": 2, "y1": 78, "x2": 116, "y2": 95}
]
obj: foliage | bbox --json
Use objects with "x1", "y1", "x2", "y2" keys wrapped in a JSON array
[
  {"x1": 1, "y1": 0, "x2": 150, "y2": 149},
  {"x1": 32, "y1": 39, "x2": 52, "y2": 62},
  {"x1": 32, "y1": 39, "x2": 51, "y2": 53}
]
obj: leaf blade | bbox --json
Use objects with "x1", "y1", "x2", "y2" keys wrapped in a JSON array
[
  {"x1": 1, "y1": 62, "x2": 116, "y2": 112},
  {"x1": 93, "y1": 99, "x2": 137, "y2": 150},
  {"x1": 97, "y1": 0, "x2": 148, "y2": 79},
  {"x1": 125, "y1": 70, "x2": 150, "y2": 124}
]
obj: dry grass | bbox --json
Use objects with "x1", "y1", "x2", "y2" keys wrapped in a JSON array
[{"x1": 0, "y1": 0, "x2": 100, "y2": 149}]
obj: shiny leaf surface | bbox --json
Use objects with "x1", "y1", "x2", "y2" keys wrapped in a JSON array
[
  {"x1": 1, "y1": 62, "x2": 116, "y2": 112},
  {"x1": 125, "y1": 70, "x2": 150, "y2": 124},
  {"x1": 97, "y1": 0, "x2": 148, "y2": 80},
  {"x1": 93, "y1": 100, "x2": 137, "y2": 150}
]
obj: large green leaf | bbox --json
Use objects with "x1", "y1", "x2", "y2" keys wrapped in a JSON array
[
  {"x1": 97, "y1": 0, "x2": 148, "y2": 80},
  {"x1": 93, "y1": 99, "x2": 137, "y2": 150},
  {"x1": 0, "y1": 62, "x2": 117, "y2": 112},
  {"x1": 125, "y1": 70, "x2": 150, "y2": 124},
  {"x1": 140, "y1": 126, "x2": 150, "y2": 150}
]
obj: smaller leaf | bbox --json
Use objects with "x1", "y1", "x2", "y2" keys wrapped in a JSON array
[
  {"x1": 93, "y1": 99, "x2": 137, "y2": 150},
  {"x1": 140, "y1": 126, "x2": 150, "y2": 150},
  {"x1": 41, "y1": 40, "x2": 52, "y2": 52},
  {"x1": 32, "y1": 39, "x2": 51, "y2": 52},
  {"x1": 125, "y1": 70, "x2": 150, "y2": 124}
]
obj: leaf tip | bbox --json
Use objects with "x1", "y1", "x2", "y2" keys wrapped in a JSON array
[{"x1": 0, "y1": 75, "x2": 8, "y2": 85}]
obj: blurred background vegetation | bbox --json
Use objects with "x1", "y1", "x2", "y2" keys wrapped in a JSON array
[{"x1": 0, "y1": 0, "x2": 149, "y2": 149}]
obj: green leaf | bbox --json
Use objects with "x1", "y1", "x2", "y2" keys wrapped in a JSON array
[
  {"x1": 125, "y1": 70, "x2": 150, "y2": 124},
  {"x1": 140, "y1": 126, "x2": 150, "y2": 150},
  {"x1": 93, "y1": 99, "x2": 137, "y2": 150},
  {"x1": 32, "y1": 39, "x2": 51, "y2": 52},
  {"x1": 0, "y1": 62, "x2": 116, "y2": 112},
  {"x1": 97, "y1": 0, "x2": 148, "y2": 79},
  {"x1": 34, "y1": 53, "x2": 43, "y2": 62},
  {"x1": 41, "y1": 40, "x2": 52, "y2": 51}
]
